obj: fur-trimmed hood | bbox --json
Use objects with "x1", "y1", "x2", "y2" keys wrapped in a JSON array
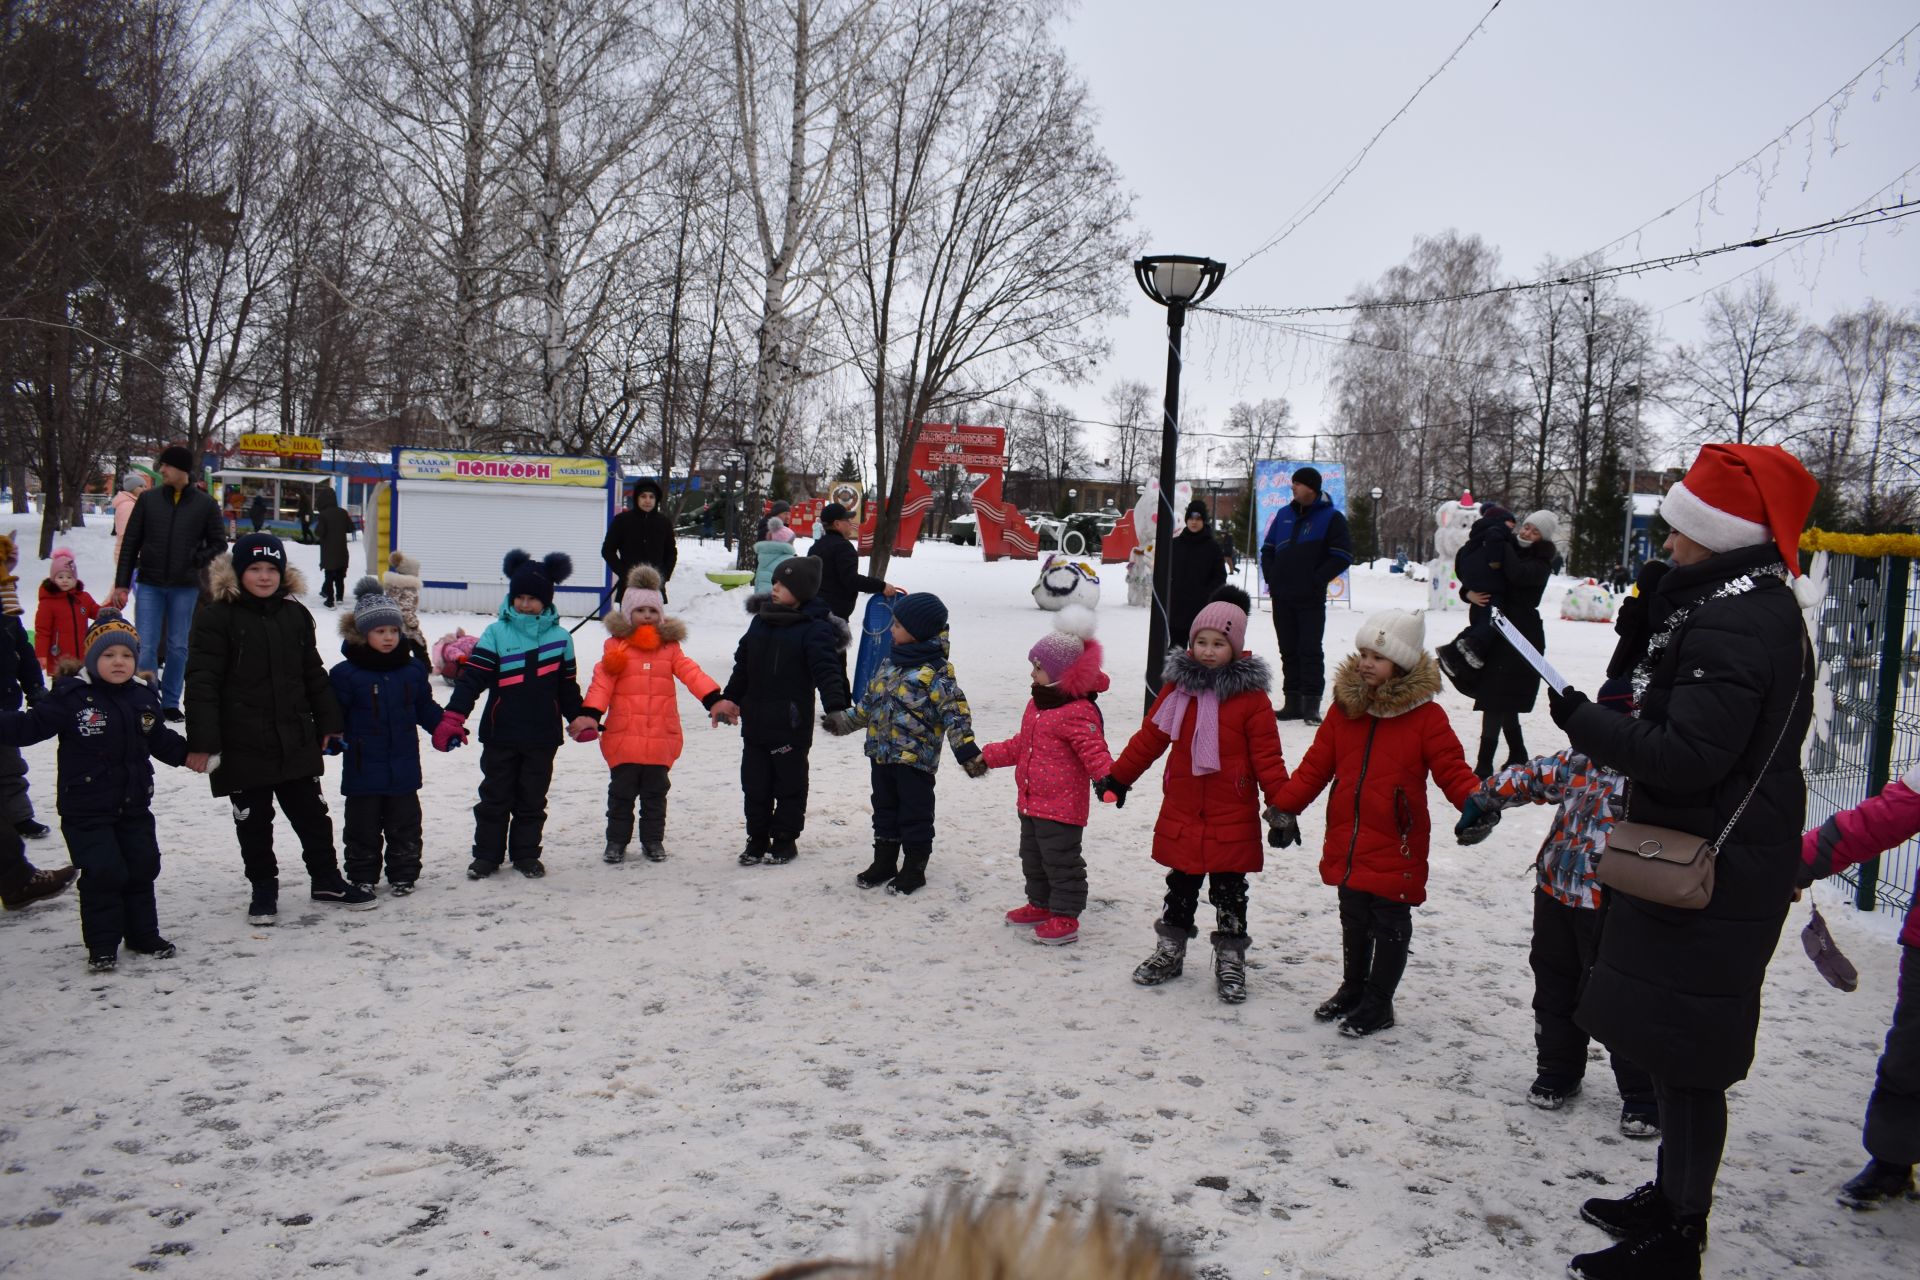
[
  {"x1": 207, "y1": 554, "x2": 310, "y2": 604},
  {"x1": 1159, "y1": 646, "x2": 1271, "y2": 699},
  {"x1": 388, "y1": 551, "x2": 421, "y2": 578},
  {"x1": 1331, "y1": 651, "x2": 1442, "y2": 719},
  {"x1": 602, "y1": 612, "x2": 687, "y2": 647},
  {"x1": 745, "y1": 591, "x2": 852, "y2": 652}
]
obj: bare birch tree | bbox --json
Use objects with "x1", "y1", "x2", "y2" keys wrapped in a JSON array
[{"x1": 1667, "y1": 277, "x2": 1809, "y2": 447}]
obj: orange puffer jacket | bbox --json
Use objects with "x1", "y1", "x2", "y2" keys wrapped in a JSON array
[
  {"x1": 1271, "y1": 653, "x2": 1481, "y2": 905},
  {"x1": 583, "y1": 615, "x2": 721, "y2": 767}
]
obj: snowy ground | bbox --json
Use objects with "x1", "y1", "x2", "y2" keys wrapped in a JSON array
[{"x1": 0, "y1": 512, "x2": 1913, "y2": 1279}]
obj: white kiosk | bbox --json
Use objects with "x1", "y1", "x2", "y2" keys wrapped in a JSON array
[{"x1": 385, "y1": 449, "x2": 617, "y2": 615}]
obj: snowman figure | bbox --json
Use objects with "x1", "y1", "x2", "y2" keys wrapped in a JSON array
[{"x1": 1032, "y1": 552, "x2": 1101, "y2": 611}]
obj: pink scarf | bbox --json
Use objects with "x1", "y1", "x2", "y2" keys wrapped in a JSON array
[{"x1": 1152, "y1": 684, "x2": 1222, "y2": 775}]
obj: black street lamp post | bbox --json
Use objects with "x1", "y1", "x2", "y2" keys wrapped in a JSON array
[{"x1": 1133, "y1": 255, "x2": 1225, "y2": 711}]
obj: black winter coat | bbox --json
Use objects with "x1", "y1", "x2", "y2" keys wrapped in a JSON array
[
  {"x1": 0, "y1": 613, "x2": 43, "y2": 710},
  {"x1": 115, "y1": 483, "x2": 227, "y2": 590},
  {"x1": 184, "y1": 560, "x2": 344, "y2": 797},
  {"x1": 0, "y1": 674, "x2": 189, "y2": 819},
  {"x1": 1166, "y1": 524, "x2": 1228, "y2": 647},
  {"x1": 328, "y1": 632, "x2": 442, "y2": 797},
  {"x1": 602, "y1": 505, "x2": 678, "y2": 585},
  {"x1": 313, "y1": 491, "x2": 353, "y2": 572},
  {"x1": 1472, "y1": 536, "x2": 1554, "y2": 714},
  {"x1": 808, "y1": 530, "x2": 886, "y2": 621},
  {"x1": 722, "y1": 594, "x2": 851, "y2": 747},
  {"x1": 1566, "y1": 544, "x2": 1813, "y2": 1090}
]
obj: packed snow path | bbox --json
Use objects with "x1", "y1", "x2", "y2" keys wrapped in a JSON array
[{"x1": 0, "y1": 522, "x2": 1911, "y2": 1278}]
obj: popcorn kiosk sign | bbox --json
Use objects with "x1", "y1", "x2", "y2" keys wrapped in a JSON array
[{"x1": 395, "y1": 451, "x2": 610, "y2": 488}]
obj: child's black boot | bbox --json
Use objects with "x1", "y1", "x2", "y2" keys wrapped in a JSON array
[
  {"x1": 738, "y1": 833, "x2": 770, "y2": 866},
  {"x1": 1211, "y1": 932, "x2": 1248, "y2": 1004},
  {"x1": 766, "y1": 832, "x2": 799, "y2": 865},
  {"x1": 887, "y1": 843, "x2": 931, "y2": 895},
  {"x1": 1274, "y1": 694, "x2": 1302, "y2": 722},
  {"x1": 641, "y1": 842, "x2": 668, "y2": 862},
  {"x1": 603, "y1": 841, "x2": 628, "y2": 864},
  {"x1": 1340, "y1": 929, "x2": 1407, "y2": 1037},
  {"x1": 856, "y1": 840, "x2": 900, "y2": 889},
  {"x1": 1315, "y1": 915, "x2": 1373, "y2": 1022},
  {"x1": 1838, "y1": 1158, "x2": 1916, "y2": 1209},
  {"x1": 1132, "y1": 922, "x2": 1190, "y2": 986},
  {"x1": 1568, "y1": 1212, "x2": 1706, "y2": 1280}
]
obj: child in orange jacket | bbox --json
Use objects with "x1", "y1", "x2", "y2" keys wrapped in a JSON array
[
  {"x1": 572, "y1": 566, "x2": 722, "y2": 863},
  {"x1": 1268, "y1": 609, "x2": 1488, "y2": 1038},
  {"x1": 34, "y1": 547, "x2": 101, "y2": 677}
]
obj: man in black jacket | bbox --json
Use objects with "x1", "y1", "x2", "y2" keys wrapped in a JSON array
[
  {"x1": 601, "y1": 479, "x2": 678, "y2": 603},
  {"x1": 108, "y1": 446, "x2": 226, "y2": 718},
  {"x1": 1258, "y1": 467, "x2": 1352, "y2": 725},
  {"x1": 807, "y1": 502, "x2": 901, "y2": 622}
]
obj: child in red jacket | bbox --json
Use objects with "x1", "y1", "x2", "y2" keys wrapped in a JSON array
[
  {"x1": 1269, "y1": 609, "x2": 1484, "y2": 1038},
  {"x1": 1096, "y1": 587, "x2": 1290, "y2": 1004},
  {"x1": 1799, "y1": 761, "x2": 1920, "y2": 1210},
  {"x1": 34, "y1": 547, "x2": 100, "y2": 677},
  {"x1": 979, "y1": 607, "x2": 1113, "y2": 947}
]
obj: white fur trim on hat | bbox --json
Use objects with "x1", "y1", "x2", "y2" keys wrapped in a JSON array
[
  {"x1": 1355, "y1": 609, "x2": 1426, "y2": 671},
  {"x1": 1658, "y1": 479, "x2": 1769, "y2": 554}
]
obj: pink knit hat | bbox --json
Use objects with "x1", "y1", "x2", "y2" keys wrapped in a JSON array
[
  {"x1": 50, "y1": 546, "x2": 77, "y2": 578},
  {"x1": 620, "y1": 564, "x2": 665, "y2": 617},
  {"x1": 768, "y1": 516, "x2": 795, "y2": 544},
  {"x1": 1029, "y1": 605, "x2": 1096, "y2": 682},
  {"x1": 1189, "y1": 598, "x2": 1248, "y2": 653}
]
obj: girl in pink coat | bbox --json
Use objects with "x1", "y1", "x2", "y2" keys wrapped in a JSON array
[
  {"x1": 979, "y1": 608, "x2": 1113, "y2": 946},
  {"x1": 1800, "y1": 761, "x2": 1920, "y2": 1210}
]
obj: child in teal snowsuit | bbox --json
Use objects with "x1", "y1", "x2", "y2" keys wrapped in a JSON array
[{"x1": 829, "y1": 592, "x2": 984, "y2": 897}]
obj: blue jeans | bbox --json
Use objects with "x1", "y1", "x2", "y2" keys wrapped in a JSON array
[{"x1": 135, "y1": 584, "x2": 198, "y2": 710}]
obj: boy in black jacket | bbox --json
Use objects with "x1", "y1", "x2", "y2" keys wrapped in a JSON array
[
  {"x1": 806, "y1": 503, "x2": 900, "y2": 622},
  {"x1": 709, "y1": 555, "x2": 852, "y2": 865},
  {"x1": 0, "y1": 610, "x2": 205, "y2": 971},
  {"x1": 186, "y1": 534, "x2": 374, "y2": 923},
  {"x1": 434, "y1": 551, "x2": 587, "y2": 880}
]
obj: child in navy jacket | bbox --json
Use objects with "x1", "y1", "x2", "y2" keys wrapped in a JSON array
[
  {"x1": 0, "y1": 610, "x2": 203, "y2": 971},
  {"x1": 330, "y1": 579, "x2": 444, "y2": 895}
]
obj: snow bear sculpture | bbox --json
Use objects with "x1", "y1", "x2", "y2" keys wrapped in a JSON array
[{"x1": 1032, "y1": 552, "x2": 1101, "y2": 612}]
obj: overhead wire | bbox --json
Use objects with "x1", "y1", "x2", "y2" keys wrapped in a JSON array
[{"x1": 1237, "y1": 0, "x2": 1505, "y2": 271}]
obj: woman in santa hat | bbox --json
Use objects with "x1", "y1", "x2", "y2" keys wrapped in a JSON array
[{"x1": 1546, "y1": 442, "x2": 1818, "y2": 1280}]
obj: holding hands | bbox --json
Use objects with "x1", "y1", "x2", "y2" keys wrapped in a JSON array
[
  {"x1": 709, "y1": 699, "x2": 740, "y2": 727},
  {"x1": 431, "y1": 711, "x2": 469, "y2": 752},
  {"x1": 1263, "y1": 805, "x2": 1300, "y2": 848},
  {"x1": 1092, "y1": 775, "x2": 1128, "y2": 808},
  {"x1": 821, "y1": 709, "x2": 859, "y2": 736},
  {"x1": 961, "y1": 756, "x2": 989, "y2": 779},
  {"x1": 567, "y1": 716, "x2": 599, "y2": 743},
  {"x1": 1454, "y1": 792, "x2": 1501, "y2": 845}
]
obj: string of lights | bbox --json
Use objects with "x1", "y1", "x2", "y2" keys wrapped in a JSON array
[
  {"x1": 1236, "y1": 0, "x2": 1505, "y2": 270},
  {"x1": 1206, "y1": 198, "x2": 1920, "y2": 322}
]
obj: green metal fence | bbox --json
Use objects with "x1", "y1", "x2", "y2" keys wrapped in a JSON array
[{"x1": 1801, "y1": 544, "x2": 1918, "y2": 918}]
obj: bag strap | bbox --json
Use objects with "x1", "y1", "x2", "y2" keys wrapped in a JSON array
[{"x1": 1713, "y1": 633, "x2": 1809, "y2": 850}]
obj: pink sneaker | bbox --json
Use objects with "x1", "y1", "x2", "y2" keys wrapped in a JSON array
[
  {"x1": 1005, "y1": 904, "x2": 1052, "y2": 927},
  {"x1": 1033, "y1": 915, "x2": 1079, "y2": 946}
]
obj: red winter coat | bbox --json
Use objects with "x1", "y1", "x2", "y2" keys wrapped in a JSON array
[
  {"x1": 582, "y1": 614, "x2": 721, "y2": 768},
  {"x1": 979, "y1": 639, "x2": 1113, "y2": 826},
  {"x1": 1272, "y1": 653, "x2": 1481, "y2": 905},
  {"x1": 1802, "y1": 763, "x2": 1920, "y2": 947},
  {"x1": 34, "y1": 578, "x2": 101, "y2": 676},
  {"x1": 1110, "y1": 649, "x2": 1290, "y2": 874}
]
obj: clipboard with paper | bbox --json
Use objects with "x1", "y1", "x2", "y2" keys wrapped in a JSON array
[{"x1": 1491, "y1": 609, "x2": 1570, "y2": 694}]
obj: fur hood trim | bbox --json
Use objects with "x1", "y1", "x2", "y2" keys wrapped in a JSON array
[
  {"x1": 1056, "y1": 637, "x2": 1110, "y2": 698},
  {"x1": 1160, "y1": 646, "x2": 1271, "y2": 699},
  {"x1": 384, "y1": 569, "x2": 422, "y2": 593},
  {"x1": 603, "y1": 613, "x2": 687, "y2": 645},
  {"x1": 208, "y1": 554, "x2": 309, "y2": 603},
  {"x1": 1331, "y1": 652, "x2": 1442, "y2": 719},
  {"x1": 388, "y1": 551, "x2": 421, "y2": 578},
  {"x1": 744, "y1": 592, "x2": 851, "y2": 652}
]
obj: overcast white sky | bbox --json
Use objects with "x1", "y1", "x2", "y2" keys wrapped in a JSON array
[{"x1": 1051, "y1": 0, "x2": 1920, "y2": 470}]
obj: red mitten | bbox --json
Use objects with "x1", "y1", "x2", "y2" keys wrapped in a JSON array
[{"x1": 432, "y1": 711, "x2": 469, "y2": 752}]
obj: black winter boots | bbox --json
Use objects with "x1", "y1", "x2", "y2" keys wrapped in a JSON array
[
  {"x1": 1340, "y1": 929, "x2": 1408, "y2": 1037},
  {"x1": 738, "y1": 834, "x2": 770, "y2": 866},
  {"x1": 1132, "y1": 922, "x2": 1189, "y2": 985},
  {"x1": 887, "y1": 844, "x2": 931, "y2": 895},
  {"x1": 766, "y1": 833, "x2": 799, "y2": 865},
  {"x1": 1274, "y1": 694, "x2": 1302, "y2": 722},
  {"x1": 1315, "y1": 909, "x2": 1374, "y2": 1021},
  {"x1": 856, "y1": 840, "x2": 900, "y2": 890},
  {"x1": 1838, "y1": 1158, "x2": 1917, "y2": 1209},
  {"x1": 1212, "y1": 931, "x2": 1248, "y2": 1003},
  {"x1": 1569, "y1": 1215, "x2": 1707, "y2": 1280}
]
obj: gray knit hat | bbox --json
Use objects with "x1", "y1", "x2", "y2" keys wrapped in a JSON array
[{"x1": 351, "y1": 576, "x2": 404, "y2": 634}]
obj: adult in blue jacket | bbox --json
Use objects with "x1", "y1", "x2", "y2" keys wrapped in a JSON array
[{"x1": 1258, "y1": 466, "x2": 1352, "y2": 724}]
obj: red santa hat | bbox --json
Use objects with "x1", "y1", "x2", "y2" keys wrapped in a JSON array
[{"x1": 1658, "y1": 443, "x2": 1818, "y2": 578}]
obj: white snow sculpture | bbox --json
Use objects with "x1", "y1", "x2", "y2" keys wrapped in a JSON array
[
  {"x1": 1032, "y1": 552, "x2": 1101, "y2": 611},
  {"x1": 1560, "y1": 580, "x2": 1616, "y2": 622}
]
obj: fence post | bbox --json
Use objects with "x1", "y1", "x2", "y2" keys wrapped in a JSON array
[{"x1": 1858, "y1": 551, "x2": 1911, "y2": 912}]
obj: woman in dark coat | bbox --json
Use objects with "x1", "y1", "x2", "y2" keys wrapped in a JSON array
[
  {"x1": 1468, "y1": 510, "x2": 1556, "y2": 776},
  {"x1": 1549, "y1": 443, "x2": 1817, "y2": 1280},
  {"x1": 1165, "y1": 501, "x2": 1228, "y2": 653},
  {"x1": 313, "y1": 487, "x2": 353, "y2": 608}
]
